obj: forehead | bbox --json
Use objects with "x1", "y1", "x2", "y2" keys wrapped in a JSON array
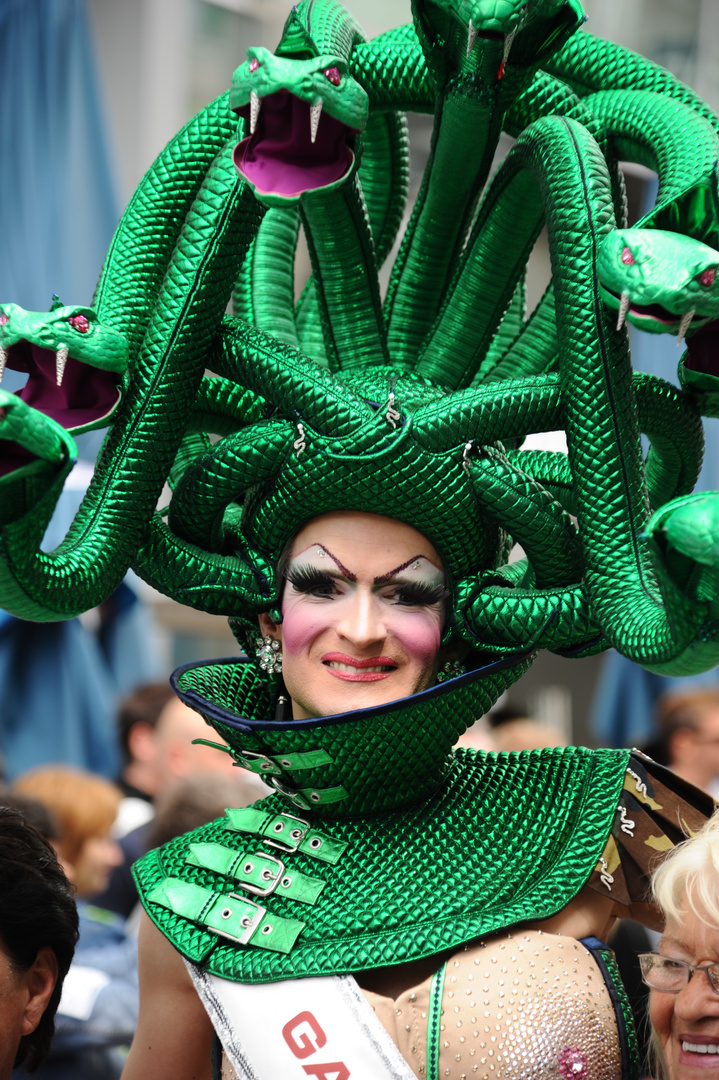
[
  {"x1": 664, "y1": 912, "x2": 719, "y2": 960},
  {"x1": 289, "y1": 511, "x2": 443, "y2": 572}
]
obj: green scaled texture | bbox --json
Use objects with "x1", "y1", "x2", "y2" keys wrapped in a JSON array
[{"x1": 134, "y1": 741, "x2": 630, "y2": 982}]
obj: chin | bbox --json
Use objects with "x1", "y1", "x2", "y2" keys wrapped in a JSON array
[{"x1": 293, "y1": 677, "x2": 426, "y2": 719}]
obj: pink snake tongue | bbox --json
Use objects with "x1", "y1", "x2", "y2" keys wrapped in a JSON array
[{"x1": 234, "y1": 90, "x2": 353, "y2": 197}]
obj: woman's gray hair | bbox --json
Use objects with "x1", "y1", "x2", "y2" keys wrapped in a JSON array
[{"x1": 652, "y1": 808, "x2": 719, "y2": 930}]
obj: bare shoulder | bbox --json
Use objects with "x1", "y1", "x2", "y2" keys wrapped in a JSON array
[
  {"x1": 122, "y1": 912, "x2": 214, "y2": 1080},
  {"x1": 523, "y1": 885, "x2": 616, "y2": 940}
]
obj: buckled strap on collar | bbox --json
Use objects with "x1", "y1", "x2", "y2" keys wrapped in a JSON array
[
  {"x1": 224, "y1": 807, "x2": 347, "y2": 864},
  {"x1": 233, "y1": 747, "x2": 334, "y2": 777},
  {"x1": 186, "y1": 842, "x2": 326, "y2": 905},
  {"x1": 147, "y1": 877, "x2": 304, "y2": 954}
]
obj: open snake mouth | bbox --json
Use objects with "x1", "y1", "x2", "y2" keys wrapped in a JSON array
[
  {"x1": 602, "y1": 287, "x2": 714, "y2": 333},
  {"x1": 234, "y1": 90, "x2": 355, "y2": 199},
  {"x1": 0, "y1": 340, "x2": 120, "y2": 477},
  {"x1": 604, "y1": 288, "x2": 688, "y2": 327},
  {"x1": 685, "y1": 318, "x2": 719, "y2": 376}
]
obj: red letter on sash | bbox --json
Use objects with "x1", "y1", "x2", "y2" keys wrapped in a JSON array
[
  {"x1": 282, "y1": 1012, "x2": 327, "y2": 1059},
  {"x1": 302, "y1": 1064, "x2": 350, "y2": 1080}
]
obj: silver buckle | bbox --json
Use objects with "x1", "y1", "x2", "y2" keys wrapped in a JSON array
[
  {"x1": 264, "y1": 776, "x2": 311, "y2": 810},
  {"x1": 264, "y1": 811, "x2": 311, "y2": 853},
  {"x1": 235, "y1": 750, "x2": 282, "y2": 777},
  {"x1": 211, "y1": 894, "x2": 266, "y2": 945},
  {"x1": 236, "y1": 851, "x2": 285, "y2": 897}
]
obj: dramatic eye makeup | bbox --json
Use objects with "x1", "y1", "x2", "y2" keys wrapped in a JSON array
[
  {"x1": 388, "y1": 580, "x2": 449, "y2": 606},
  {"x1": 286, "y1": 549, "x2": 448, "y2": 608},
  {"x1": 286, "y1": 565, "x2": 338, "y2": 595}
]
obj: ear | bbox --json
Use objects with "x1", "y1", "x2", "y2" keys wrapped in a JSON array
[
  {"x1": 669, "y1": 726, "x2": 694, "y2": 766},
  {"x1": 127, "y1": 720, "x2": 157, "y2": 763},
  {"x1": 21, "y1": 947, "x2": 58, "y2": 1037},
  {"x1": 257, "y1": 612, "x2": 283, "y2": 645}
]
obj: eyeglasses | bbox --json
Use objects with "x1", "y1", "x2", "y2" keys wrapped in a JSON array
[{"x1": 639, "y1": 953, "x2": 719, "y2": 995}]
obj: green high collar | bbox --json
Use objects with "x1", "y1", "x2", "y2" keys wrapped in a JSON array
[{"x1": 170, "y1": 650, "x2": 533, "y2": 817}]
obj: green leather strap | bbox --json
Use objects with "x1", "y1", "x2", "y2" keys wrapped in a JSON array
[
  {"x1": 232, "y1": 747, "x2": 334, "y2": 776},
  {"x1": 224, "y1": 807, "x2": 348, "y2": 864},
  {"x1": 186, "y1": 842, "x2": 326, "y2": 905},
  {"x1": 147, "y1": 876, "x2": 305, "y2": 955}
]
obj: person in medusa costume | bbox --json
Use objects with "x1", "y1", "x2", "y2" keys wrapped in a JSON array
[{"x1": 3, "y1": 0, "x2": 719, "y2": 1077}]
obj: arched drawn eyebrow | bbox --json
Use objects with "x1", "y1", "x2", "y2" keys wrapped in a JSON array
[
  {"x1": 373, "y1": 555, "x2": 443, "y2": 584},
  {"x1": 293, "y1": 544, "x2": 357, "y2": 581}
]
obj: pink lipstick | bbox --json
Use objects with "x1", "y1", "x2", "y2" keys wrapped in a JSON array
[{"x1": 321, "y1": 652, "x2": 397, "y2": 682}]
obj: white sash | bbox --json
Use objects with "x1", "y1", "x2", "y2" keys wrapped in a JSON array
[{"x1": 186, "y1": 961, "x2": 417, "y2": 1080}]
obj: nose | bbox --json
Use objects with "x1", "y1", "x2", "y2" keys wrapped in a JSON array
[
  {"x1": 674, "y1": 970, "x2": 719, "y2": 1025},
  {"x1": 336, "y1": 587, "x2": 386, "y2": 650}
]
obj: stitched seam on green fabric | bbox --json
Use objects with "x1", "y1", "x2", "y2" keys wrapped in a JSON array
[
  {"x1": 427, "y1": 962, "x2": 446, "y2": 1080},
  {"x1": 62, "y1": 167, "x2": 245, "y2": 552}
]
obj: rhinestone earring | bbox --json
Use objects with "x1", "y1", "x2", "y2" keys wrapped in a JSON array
[
  {"x1": 255, "y1": 635, "x2": 282, "y2": 674},
  {"x1": 435, "y1": 659, "x2": 466, "y2": 683}
]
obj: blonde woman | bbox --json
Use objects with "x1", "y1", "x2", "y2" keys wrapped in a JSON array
[{"x1": 640, "y1": 811, "x2": 719, "y2": 1080}]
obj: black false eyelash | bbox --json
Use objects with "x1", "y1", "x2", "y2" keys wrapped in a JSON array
[
  {"x1": 286, "y1": 565, "x2": 336, "y2": 592},
  {"x1": 393, "y1": 581, "x2": 449, "y2": 606}
]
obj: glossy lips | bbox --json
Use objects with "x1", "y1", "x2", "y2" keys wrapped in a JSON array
[{"x1": 322, "y1": 652, "x2": 398, "y2": 681}]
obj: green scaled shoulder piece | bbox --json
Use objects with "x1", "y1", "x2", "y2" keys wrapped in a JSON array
[{"x1": 134, "y1": 745, "x2": 630, "y2": 984}]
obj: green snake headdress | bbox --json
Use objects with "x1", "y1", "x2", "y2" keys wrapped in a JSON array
[{"x1": 4, "y1": 0, "x2": 719, "y2": 706}]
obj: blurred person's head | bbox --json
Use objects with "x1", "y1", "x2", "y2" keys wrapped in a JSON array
[
  {"x1": 13, "y1": 767, "x2": 122, "y2": 897},
  {"x1": 641, "y1": 811, "x2": 719, "y2": 1080},
  {"x1": 117, "y1": 682, "x2": 175, "y2": 797},
  {"x1": 454, "y1": 719, "x2": 496, "y2": 752},
  {"x1": 152, "y1": 696, "x2": 239, "y2": 793},
  {"x1": 654, "y1": 691, "x2": 719, "y2": 793},
  {"x1": 0, "y1": 806, "x2": 78, "y2": 1077},
  {"x1": 0, "y1": 791, "x2": 60, "y2": 843},
  {"x1": 492, "y1": 717, "x2": 568, "y2": 753},
  {"x1": 147, "y1": 772, "x2": 266, "y2": 850}
]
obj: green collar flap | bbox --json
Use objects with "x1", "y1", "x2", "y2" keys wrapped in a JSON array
[{"x1": 134, "y1": 746, "x2": 630, "y2": 984}]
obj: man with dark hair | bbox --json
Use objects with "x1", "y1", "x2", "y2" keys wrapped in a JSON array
[
  {"x1": 0, "y1": 806, "x2": 78, "y2": 1077},
  {"x1": 115, "y1": 683, "x2": 176, "y2": 828},
  {"x1": 654, "y1": 689, "x2": 719, "y2": 796},
  {"x1": 97, "y1": 686, "x2": 249, "y2": 917}
]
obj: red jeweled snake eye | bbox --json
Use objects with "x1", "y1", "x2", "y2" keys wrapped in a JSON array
[
  {"x1": 699, "y1": 267, "x2": 717, "y2": 286},
  {"x1": 249, "y1": 57, "x2": 259, "y2": 73},
  {"x1": 0, "y1": 313, "x2": 8, "y2": 326},
  {"x1": 621, "y1": 247, "x2": 635, "y2": 266},
  {"x1": 68, "y1": 314, "x2": 90, "y2": 333},
  {"x1": 324, "y1": 66, "x2": 341, "y2": 86}
]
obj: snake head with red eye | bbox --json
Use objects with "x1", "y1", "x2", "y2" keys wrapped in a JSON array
[
  {"x1": 230, "y1": 44, "x2": 369, "y2": 207},
  {"x1": 597, "y1": 229, "x2": 719, "y2": 339},
  {"x1": 417, "y1": 0, "x2": 583, "y2": 78},
  {"x1": 0, "y1": 300, "x2": 128, "y2": 438}
]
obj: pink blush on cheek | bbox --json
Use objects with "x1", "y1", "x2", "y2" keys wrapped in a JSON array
[
  {"x1": 279, "y1": 599, "x2": 328, "y2": 656},
  {"x1": 390, "y1": 614, "x2": 442, "y2": 669}
]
